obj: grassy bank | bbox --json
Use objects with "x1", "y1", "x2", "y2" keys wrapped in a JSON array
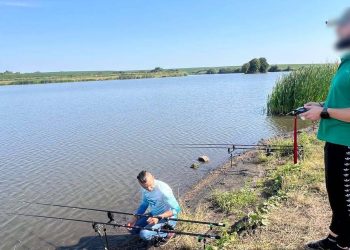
[
  {"x1": 0, "y1": 69, "x2": 187, "y2": 86},
  {"x1": 267, "y1": 64, "x2": 338, "y2": 115},
  {"x1": 1, "y1": 64, "x2": 318, "y2": 86},
  {"x1": 172, "y1": 131, "x2": 328, "y2": 249}
]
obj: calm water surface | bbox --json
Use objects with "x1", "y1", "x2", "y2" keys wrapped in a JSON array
[{"x1": 0, "y1": 73, "x2": 299, "y2": 249}]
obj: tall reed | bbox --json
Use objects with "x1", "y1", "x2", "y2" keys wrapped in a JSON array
[{"x1": 267, "y1": 64, "x2": 338, "y2": 115}]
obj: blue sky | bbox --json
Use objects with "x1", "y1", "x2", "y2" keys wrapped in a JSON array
[{"x1": 0, "y1": 0, "x2": 349, "y2": 72}]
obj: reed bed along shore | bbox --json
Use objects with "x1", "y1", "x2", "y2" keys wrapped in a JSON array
[{"x1": 267, "y1": 64, "x2": 338, "y2": 115}]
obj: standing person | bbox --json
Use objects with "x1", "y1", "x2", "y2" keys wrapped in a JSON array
[
  {"x1": 127, "y1": 170, "x2": 180, "y2": 246},
  {"x1": 302, "y1": 9, "x2": 350, "y2": 250}
]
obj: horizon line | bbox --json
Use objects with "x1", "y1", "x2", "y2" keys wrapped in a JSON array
[{"x1": 1, "y1": 62, "x2": 328, "y2": 74}]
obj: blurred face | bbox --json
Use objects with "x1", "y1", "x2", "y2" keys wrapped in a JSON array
[
  {"x1": 138, "y1": 173, "x2": 155, "y2": 192},
  {"x1": 337, "y1": 22, "x2": 350, "y2": 40}
]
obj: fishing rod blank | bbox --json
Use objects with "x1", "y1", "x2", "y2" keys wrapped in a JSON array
[
  {"x1": 7, "y1": 213, "x2": 221, "y2": 239},
  {"x1": 173, "y1": 143, "x2": 295, "y2": 147},
  {"x1": 180, "y1": 146, "x2": 296, "y2": 150},
  {"x1": 22, "y1": 201, "x2": 225, "y2": 227}
]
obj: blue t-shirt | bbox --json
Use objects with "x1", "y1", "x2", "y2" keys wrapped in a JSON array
[{"x1": 135, "y1": 180, "x2": 181, "y2": 217}]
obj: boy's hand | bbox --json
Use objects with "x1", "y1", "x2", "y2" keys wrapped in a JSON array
[
  {"x1": 147, "y1": 217, "x2": 159, "y2": 225},
  {"x1": 300, "y1": 106, "x2": 323, "y2": 121},
  {"x1": 126, "y1": 216, "x2": 137, "y2": 230}
]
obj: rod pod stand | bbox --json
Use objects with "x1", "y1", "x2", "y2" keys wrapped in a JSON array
[
  {"x1": 92, "y1": 222, "x2": 109, "y2": 250},
  {"x1": 293, "y1": 115, "x2": 298, "y2": 164},
  {"x1": 227, "y1": 145, "x2": 275, "y2": 168},
  {"x1": 107, "y1": 210, "x2": 214, "y2": 249},
  {"x1": 197, "y1": 236, "x2": 207, "y2": 250},
  {"x1": 288, "y1": 106, "x2": 309, "y2": 164}
]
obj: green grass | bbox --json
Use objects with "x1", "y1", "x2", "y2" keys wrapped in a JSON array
[
  {"x1": 175, "y1": 132, "x2": 325, "y2": 249},
  {"x1": 209, "y1": 132, "x2": 325, "y2": 249},
  {"x1": 212, "y1": 187, "x2": 259, "y2": 214},
  {"x1": 267, "y1": 64, "x2": 338, "y2": 115},
  {"x1": 0, "y1": 69, "x2": 188, "y2": 86},
  {"x1": 177, "y1": 66, "x2": 241, "y2": 75}
]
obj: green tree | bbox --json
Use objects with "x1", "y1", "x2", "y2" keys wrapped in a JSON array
[
  {"x1": 241, "y1": 63, "x2": 250, "y2": 74},
  {"x1": 268, "y1": 65, "x2": 280, "y2": 72},
  {"x1": 247, "y1": 58, "x2": 260, "y2": 74},
  {"x1": 151, "y1": 67, "x2": 163, "y2": 72},
  {"x1": 206, "y1": 68, "x2": 217, "y2": 74},
  {"x1": 219, "y1": 68, "x2": 238, "y2": 74},
  {"x1": 259, "y1": 57, "x2": 269, "y2": 73},
  {"x1": 284, "y1": 66, "x2": 292, "y2": 72},
  {"x1": 218, "y1": 68, "x2": 228, "y2": 74}
]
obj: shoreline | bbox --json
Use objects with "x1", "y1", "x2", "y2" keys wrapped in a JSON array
[
  {"x1": 0, "y1": 71, "x2": 188, "y2": 86},
  {"x1": 0, "y1": 63, "x2": 314, "y2": 87},
  {"x1": 181, "y1": 149, "x2": 265, "y2": 211},
  {"x1": 168, "y1": 126, "x2": 327, "y2": 249},
  {"x1": 180, "y1": 127, "x2": 304, "y2": 209}
]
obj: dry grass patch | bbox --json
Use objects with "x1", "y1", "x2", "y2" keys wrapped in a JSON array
[
  {"x1": 167, "y1": 203, "x2": 219, "y2": 249},
  {"x1": 229, "y1": 191, "x2": 331, "y2": 250}
]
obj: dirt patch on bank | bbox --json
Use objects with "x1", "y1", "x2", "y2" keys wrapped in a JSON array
[{"x1": 181, "y1": 151, "x2": 265, "y2": 222}]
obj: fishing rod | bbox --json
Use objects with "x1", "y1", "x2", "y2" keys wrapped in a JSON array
[
  {"x1": 177, "y1": 143, "x2": 303, "y2": 167},
  {"x1": 7, "y1": 212, "x2": 221, "y2": 249},
  {"x1": 174, "y1": 143, "x2": 295, "y2": 147},
  {"x1": 6, "y1": 213, "x2": 220, "y2": 239},
  {"x1": 286, "y1": 106, "x2": 309, "y2": 116},
  {"x1": 22, "y1": 201, "x2": 225, "y2": 227},
  {"x1": 179, "y1": 145, "x2": 296, "y2": 150},
  {"x1": 175, "y1": 106, "x2": 309, "y2": 165},
  {"x1": 179, "y1": 145, "x2": 298, "y2": 154}
]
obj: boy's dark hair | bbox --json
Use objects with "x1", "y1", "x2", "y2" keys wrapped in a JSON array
[{"x1": 137, "y1": 170, "x2": 148, "y2": 183}]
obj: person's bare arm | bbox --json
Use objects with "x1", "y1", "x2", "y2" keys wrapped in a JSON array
[
  {"x1": 328, "y1": 108, "x2": 350, "y2": 122},
  {"x1": 301, "y1": 106, "x2": 350, "y2": 122}
]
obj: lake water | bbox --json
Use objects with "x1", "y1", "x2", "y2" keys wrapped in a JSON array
[{"x1": 0, "y1": 73, "x2": 299, "y2": 249}]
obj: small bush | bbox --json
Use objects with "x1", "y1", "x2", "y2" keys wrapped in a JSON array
[{"x1": 268, "y1": 65, "x2": 280, "y2": 72}]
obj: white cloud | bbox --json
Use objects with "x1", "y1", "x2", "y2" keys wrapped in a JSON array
[{"x1": 0, "y1": 1, "x2": 38, "y2": 8}]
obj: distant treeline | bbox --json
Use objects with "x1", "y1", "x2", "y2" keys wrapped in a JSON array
[
  {"x1": 0, "y1": 68, "x2": 188, "y2": 86},
  {"x1": 204, "y1": 58, "x2": 293, "y2": 75},
  {"x1": 1, "y1": 63, "x2": 318, "y2": 86}
]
